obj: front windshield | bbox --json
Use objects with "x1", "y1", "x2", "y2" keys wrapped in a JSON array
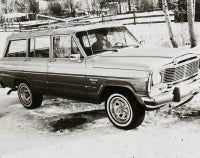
[{"x1": 76, "y1": 26, "x2": 139, "y2": 56}]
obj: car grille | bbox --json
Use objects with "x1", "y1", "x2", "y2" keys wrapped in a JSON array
[{"x1": 162, "y1": 59, "x2": 199, "y2": 83}]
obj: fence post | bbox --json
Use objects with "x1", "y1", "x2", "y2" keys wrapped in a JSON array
[
  {"x1": 19, "y1": 23, "x2": 22, "y2": 32},
  {"x1": 4, "y1": 22, "x2": 7, "y2": 32},
  {"x1": 133, "y1": 11, "x2": 136, "y2": 25}
]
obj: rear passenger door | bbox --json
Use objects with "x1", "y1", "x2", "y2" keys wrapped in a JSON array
[
  {"x1": 47, "y1": 34, "x2": 87, "y2": 101},
  {"x1": 23, "y1": 36, "x2": 50, "y2": 92}
]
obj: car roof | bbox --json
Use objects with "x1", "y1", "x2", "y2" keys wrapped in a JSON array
[{"x1": 7, "y1": 24, "x2": 124, "y2": 40}]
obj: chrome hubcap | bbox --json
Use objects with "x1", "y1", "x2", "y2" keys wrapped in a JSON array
[
  {"x1": 110, "y1": 96, "x2": 131, "y2": 124},
  {"x1": 19, "y1": 85, "x2": 32, "y2": 105}
]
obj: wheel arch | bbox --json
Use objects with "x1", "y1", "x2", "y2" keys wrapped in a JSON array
[
  {"x1": 13, "y1": 78, "x2": 31, "y2": 88},
  {"x1": 99, "y1": 85, "x2": 144, "y2": 106}
]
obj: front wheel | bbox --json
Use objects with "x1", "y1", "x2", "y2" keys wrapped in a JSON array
[
  {"x1": 18, "y1": 83, "x2": 43, "y2": 109},
  {"x1": 105, "y1": 93, "x2": 145, "y2": 129}
]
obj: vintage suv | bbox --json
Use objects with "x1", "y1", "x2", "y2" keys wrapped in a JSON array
[{"x1": 0, "y1": 24, "x2": 200, "y2": 129}]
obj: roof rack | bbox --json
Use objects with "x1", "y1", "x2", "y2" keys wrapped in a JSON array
[{"x1": 19, "y1": 20, "x2": 93, "y2": 32}]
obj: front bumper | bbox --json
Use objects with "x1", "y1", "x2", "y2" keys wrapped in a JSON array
[{"x1": 142, "y1": 77, "x2": 200, "y2": 110}]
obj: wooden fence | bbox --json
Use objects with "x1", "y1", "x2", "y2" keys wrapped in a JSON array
[
  {"x1": 0, "y1": 23, "x2": 22, "y2": 32},
  {"x1": 0, "y1": 10, "x2": 174, "y2": 32},
  {"x1": 77, "y1": 10, "x2": 174, "y2": 25}
]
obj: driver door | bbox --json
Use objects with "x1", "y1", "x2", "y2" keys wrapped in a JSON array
[{"x1": 47, "y1": 34, "x2": 87, "y2": 101}]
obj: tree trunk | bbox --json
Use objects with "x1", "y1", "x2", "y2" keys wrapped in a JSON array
[
  {"x1": 0, "y1": 0, "x2": 2, "y2": 23},
  {"x1": 118, "y1": 0, "x2": 122, "y2": 14},
  {"x1": 193, "y1": 0, "x2": 196, "y2": 18},
  {"x1": 187, "y1": 0, "x2": 197, "y2": 48},
  {"x1": 162, "y1": 0, "x2": 178, "y2": 48},
  {"x1": 128, "y1": 0, "x2": 131, "y2": 12},
  {"x1": 70, "y1": 0, "x2": 73, "y2": 16}
]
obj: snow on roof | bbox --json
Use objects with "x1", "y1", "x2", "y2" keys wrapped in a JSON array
[{"x1": 5, "y1": 13, "x2": 27, "y2": 19}]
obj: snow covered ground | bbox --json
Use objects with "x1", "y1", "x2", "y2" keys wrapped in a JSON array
[
  {"x1": 1, "y1": 88, "x2": 200, "y2": 158},
  {"x1": 1, "y1": 22, "x2": 200, "y2": 158}
]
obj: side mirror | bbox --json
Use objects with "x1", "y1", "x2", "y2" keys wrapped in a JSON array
[{"x1": 69, "y1": 54, "x2": 81, "y2": 62}]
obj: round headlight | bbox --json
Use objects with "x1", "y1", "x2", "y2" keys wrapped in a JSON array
[{"x1": 152, "y1": 71, "x2": 162, "y2": 85}]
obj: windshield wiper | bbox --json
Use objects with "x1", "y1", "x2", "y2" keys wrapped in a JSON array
[
  {"x1": 123, "y1": 45, "x2": 140, "y2": 48},
  {"x1": 93, "y1": 49, "x2": 118, "y2": 53},
  {"x1": 113, "y1": 45, "x2": 139, "y2": 48},
  {"x1": 130, "y1": 45, "x2": 140, "y2": 48}
]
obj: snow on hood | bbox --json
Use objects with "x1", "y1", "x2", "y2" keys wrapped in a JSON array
[{"x1": 92, "y1": 47, "x2": 195, "y2": 71}]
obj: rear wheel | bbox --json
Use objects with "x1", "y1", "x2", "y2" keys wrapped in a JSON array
[
  {"x1": 18, "y1": 83, "x2": 43, "y2": 109},
  {"x1": 105, "y1": 92, "x2": 145, "y2": 129}
]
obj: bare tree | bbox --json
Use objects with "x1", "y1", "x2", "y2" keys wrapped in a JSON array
[
  {"x1": 162, "y1": 0, "x2": 178, "y2": 48},
  {"x1": 128, "y1": 0, "x2": 131, "y2": 12},
  {"x1": 118, "y1": 0, "x2": 121, "y2": 13},
  {"x1": 27, "y1": 0, "x2": 39, "y2": 14},
  {"x1": 187, "y1": 0, "x2": 197, "y2": 47},
  {"x1": 0, "y1": 0, "x2": 3, "y2": 23},
  {"x1": 15, "y1": 0, "x2": 26, "y2": 13},
  {"x1": 97, "y1": 0, "x2": 112, "y2": 10},
  {"x1": 48, "y1": 1, "x2": 63, "y2": 15}
]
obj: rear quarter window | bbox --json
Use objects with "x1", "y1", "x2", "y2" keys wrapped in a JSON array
[{"x1": 5, "y1": 40, "x2": 27, "y2": 57}]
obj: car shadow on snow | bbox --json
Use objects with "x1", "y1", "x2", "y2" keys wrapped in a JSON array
[
  {"x1": 18, "y1": 97, "x2": 108, "y2": 133},
  {"x1": 47, "y1": 110, "x2": 107, "y2": 132},
  {"x1": 21, "y1": 96, "x2": 200, "y2": 132},
  {"x1": 44, "y1": 105, "x2": 200, "y2": 132}
]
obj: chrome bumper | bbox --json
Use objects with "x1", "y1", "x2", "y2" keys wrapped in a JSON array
[{"x1": 142, "y1": 78, "x2": 200, "y2": 110}]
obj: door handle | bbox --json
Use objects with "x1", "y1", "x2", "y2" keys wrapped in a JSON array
[{"x1": 89, "y1": 78, "x2": 98, "y2": 82}]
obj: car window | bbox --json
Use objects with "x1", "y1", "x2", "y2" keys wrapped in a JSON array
[
  {"x1": 76, "y1": 31, "x2": 93, "y2": 56},
  {"x1": 76, "y1": 27, "x2": 139, "y2": 56},
  {"x1": 53, "y1": 35, "x2": 71, "y2": 58},
  {"x1": 82, "y1": 35, "x2": 90, "y2": 47},
  {"x1": 28, "y1": 36, "x2": 50, "y2": 58},
  {"x1": 6, "y1": 40, "x2": 26, "y2": 57},
  {"x1": 71, "y1": 38, "x2": 81, "y2": 55},
  {"x1": 107, "y1": 31, "x2": 125, "y2": 46}
]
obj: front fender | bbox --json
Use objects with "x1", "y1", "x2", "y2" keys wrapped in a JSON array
[{"x1": 89, "y1": 78, "x2": 147, "y2": 106}]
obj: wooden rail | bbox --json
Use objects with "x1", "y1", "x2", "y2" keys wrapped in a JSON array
[{"x1": 0, "y1": 10, "x2": 175, "y2": 32}]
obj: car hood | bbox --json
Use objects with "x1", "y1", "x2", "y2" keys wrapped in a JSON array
[{"x1": 91, "y1": 47, "x2": 195, "y2": 71}]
